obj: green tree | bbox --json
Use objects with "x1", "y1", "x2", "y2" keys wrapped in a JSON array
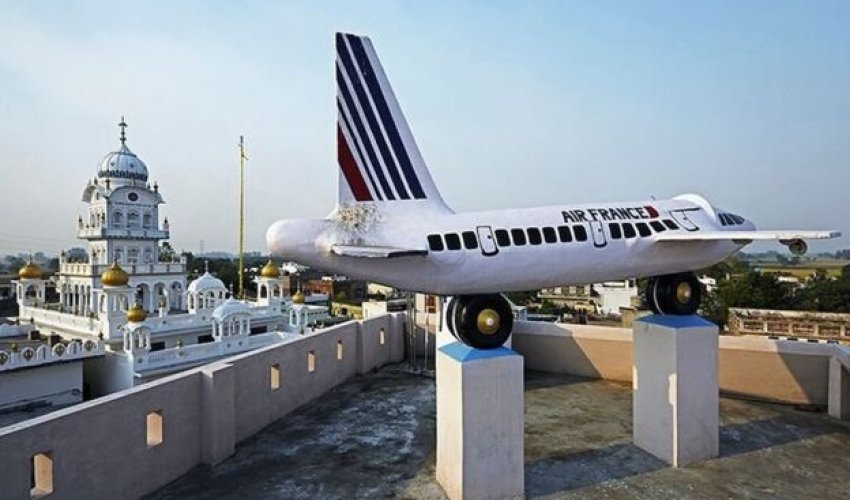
[
  {"x1": 700, "y1": 271, "x2": 795, "y2": 326},
  {"x1": 538, "y1": 300, "x2": 558, "y2": 315}
]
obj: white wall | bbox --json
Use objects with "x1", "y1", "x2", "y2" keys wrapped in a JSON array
[
  {"x1": 0, "y1": 362, "x2": 83, "y2": 411},
  {"x1": 0, "y1": 314, "x2": 405, "y2": 500}
]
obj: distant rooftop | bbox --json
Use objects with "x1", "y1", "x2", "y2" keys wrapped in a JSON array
[{"x1": 147, "y1": 369, "x2": 850, "y2": 499}]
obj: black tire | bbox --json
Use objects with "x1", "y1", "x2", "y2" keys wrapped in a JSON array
[
  {"x1": 453, "y1": 294, "x2": 513, "y2": 349},
  {"x1": 651, "y1": 273, "x2": 702, "y2": 315},
  {"x1": 645, "y1": 277, "x2": 661, "y2": 314},
  {"x1": 446, "y1": 296, "x2": 461, "y2": 340}
]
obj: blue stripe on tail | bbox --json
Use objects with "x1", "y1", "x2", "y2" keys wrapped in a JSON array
[
  {"x1": 336, "y1": 64, "x2": 395, "y2": 200},
  {"x1": 336, "y1": 34, "x2": 410, "y2": 200},
  {"x1": 346, "y1": 34, "x2": 426, "y2": 199}
]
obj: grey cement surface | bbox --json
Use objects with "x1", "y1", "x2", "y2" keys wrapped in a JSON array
[{"x1": 147, "y1": 368, "x2": 850, "y2": 500}]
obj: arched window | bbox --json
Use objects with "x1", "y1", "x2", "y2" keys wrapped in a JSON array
[
  {"x1": 113, "y1": 211, "x2": 123, "y2": 227},
  {"x1": 142, "y1": 213, "x2": 152, "y2": 228},
  {"x1": 127, "y1": 212, "x2": 139, "y2": 228}
]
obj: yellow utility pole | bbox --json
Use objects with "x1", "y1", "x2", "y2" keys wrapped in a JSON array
[{"x1": 238, "y1": 135, "x2": 247, "y2": 299}]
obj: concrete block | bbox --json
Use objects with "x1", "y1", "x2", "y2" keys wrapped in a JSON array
[
  {"x1": 828, "y1": 357, "x2": 850, "y2": 420},
  {"x1": 633, "y1": 315, "x2": 719, "y2": 467},
  {"x1": 201, "y1": 362, "x2": 235, "y2": 465},
  {"x1": 436, "y1": 342, "x2": 524, "y2": 500}
]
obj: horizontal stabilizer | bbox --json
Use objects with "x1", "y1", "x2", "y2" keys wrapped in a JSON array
[
  {"x1": 657, "y1": 230, "x2": 841, "y2": 243},
  {"x1": 331, "y1": 245, "x2": 428, "y2": 258}
]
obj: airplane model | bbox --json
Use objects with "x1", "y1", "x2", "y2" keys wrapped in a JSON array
[{"x1": 267, "y1": 32, "x2": 840, "y2": 349}]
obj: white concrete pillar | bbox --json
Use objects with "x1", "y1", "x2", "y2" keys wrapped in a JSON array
[
  {"x1": 201, "y1": 362, "x2": 236, "y2": 465},
  {"x1": 828, "y1": 356, "x2": 850, "y2": 420},
  {"x1": 633, "y1": 315, "x2": 719, "y2": 467},
  {"x1": 436, "y1": 342, "x2": 524, "y2": 500}
]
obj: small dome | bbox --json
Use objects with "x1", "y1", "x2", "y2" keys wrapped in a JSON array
[
  {"x1": 101, "y1": 261, "x2": 129, "y2": 287},
  {"x1": 97, "y1": 144, "x2": 149, "y2": 182},
  {"x1": 188, "y1": 272, "x2": 226, "y2": 293},
  {"x1": 126, "y1": 303, "x2": 147, "y2": 323},
  {"x1": 212, "y1": 297, "x2": 251, "y2": 321},
  {"x1": 18, "y1": 259, "x2": 42, "y2": 279},
  {"x1": 260, "y1": 259, "x2": 281, "y2": 278},
  {"x1": 292, "y1": 291, "x2": 305, "y2": 304}
]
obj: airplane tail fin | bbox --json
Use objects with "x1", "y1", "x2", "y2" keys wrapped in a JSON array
[{"x1": 335, "y1": 32, "x2": 452, "y2": 214}]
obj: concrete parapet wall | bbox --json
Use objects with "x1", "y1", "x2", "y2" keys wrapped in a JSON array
[
  {"x1": 0, "y1": 314, "x2": 405, "y2": 500},
  {"x1": 513, "y1": 320, "x2": 834, "y2": 405}
]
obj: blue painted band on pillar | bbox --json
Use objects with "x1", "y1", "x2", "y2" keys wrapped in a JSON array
[
  {"x1": 636, "y1": 314, "x2": 717, "y2": 329},
  {"x1": 439, "y1": 342, "x2": 519, "y2": 362}
]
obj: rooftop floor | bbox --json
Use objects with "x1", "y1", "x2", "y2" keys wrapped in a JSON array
[{"x1": 147, "y1": 368, "x2": 850, "y2": 499}]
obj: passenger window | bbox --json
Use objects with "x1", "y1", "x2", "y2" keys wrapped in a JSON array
[
  {"x1": 510, "y1": 228, "x2": 527, "y2": 246},
  {"x1": 495, "y1": 229, "x2": 510, "y2": 247},
  {"x1": 527, "y1": 227, "x2": 542, "y2": 245},
  {"x1": 623, "y1": 223, "x2": 637, "y2": 239},
  {"x1": 445, "y1": 233, "x2": 461, "y2": 250},
  {"x1": 662, "y1": 219, "x2": 679, "y2": 230},
  {"x1": 609, "y1": 223, "x2": 622, "y2": 239},
  {"x1": 462, "y1": 231, "x2": 478, "y2": 250},
  {"x1": 650, "y1": 221, "x2": 666, "y2": 232},
  {"x1": 427, "y1": 234, "x2": 444, "y2": 251},
  {"x1": 636, "y1": 222, "x2": 651, "y2": 237},
  {"x1": 573, "y1": 225, "x2": 588, "y2": 242},
  {"x1": 542, "y1": 227, "x2": 557, "y2": 243},
  {"x1": 557, "y1": 225, "x2": 573, "y2": 243}
]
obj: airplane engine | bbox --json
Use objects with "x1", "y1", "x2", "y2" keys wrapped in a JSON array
[
  {"x1": 782, "y1": 239, "x2": 808, "y2": 256},
  {"x1": 447, "y1": 294, "x2": 514, "y2": 349},
  {"x1": 645, "y1": 272, "x2": 702, "y2": 316}
]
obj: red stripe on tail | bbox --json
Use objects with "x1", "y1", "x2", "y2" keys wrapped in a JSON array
[{"x1": 337, "y1": 126, "x2": 372, "y2": 201}]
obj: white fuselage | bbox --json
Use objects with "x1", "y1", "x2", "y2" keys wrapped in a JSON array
[{"x1": 267, "y1": 194, "x2": 752, "y2": 295}]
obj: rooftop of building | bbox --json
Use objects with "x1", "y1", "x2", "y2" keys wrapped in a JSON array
[{"x1": 146, "y1": 368, "x2": 850, "y2": 500}]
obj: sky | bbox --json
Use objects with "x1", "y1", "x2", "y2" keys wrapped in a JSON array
[{"x1": 1, "y1": 1, "x2": 848, "y2": 256}]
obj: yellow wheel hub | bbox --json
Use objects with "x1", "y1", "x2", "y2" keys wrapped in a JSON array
[
  {"x1": 676, "y1": 282, "x2": 693, "y2": 304},
  {"x1": 477, "y1": 309, "x2": 501, "y2": 335}
]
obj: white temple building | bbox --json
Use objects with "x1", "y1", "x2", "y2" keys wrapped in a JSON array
[{"x1": 10, "y1": 120, "x2": 329, "y2": 396}]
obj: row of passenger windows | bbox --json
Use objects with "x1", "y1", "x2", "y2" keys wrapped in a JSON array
[
  {"x1": 609, "y1": 219, "x2": 679, "y2": 240},
  {"x1": 427, "y1": 218, "x2": 682, "y2": 252},
  {"x1": 718, "y1": 213, "x2": 744, "y2": 226},
  {"x1": 427, "y1": 225, "x2": 590, "y2": 252}
]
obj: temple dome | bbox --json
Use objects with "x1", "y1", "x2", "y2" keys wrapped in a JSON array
[
  {"x1": 212, "y1": 297, "x2": 251, "y2": 321},
  {"x1": 188, "y1": 272, "x2": 226, "y2": 293},
  {"x1": 260, "y1": 259, "x2": 281, "y2": 278},
  {"x1": 292, "y1": 290, "x2": 305, "y2": 304},
  {"x1": 126, "y1": 303, "x2": 147, "y2": 323},
  {"x1": 97, "y1": 144, "x2": 149, "y2": 182},
  {"x1": 18, "y1": 259, "x2": 42, "y2": 279},
  {"x1": 101, "y1": 261, "x2": 129, "y2": 287}
]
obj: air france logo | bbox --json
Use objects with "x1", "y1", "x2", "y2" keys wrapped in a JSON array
[{"x1": 562, "y1": 206, "x2": 659, "y2": 223}]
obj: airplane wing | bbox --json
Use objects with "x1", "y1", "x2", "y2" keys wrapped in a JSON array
[
  {"x1": 330, "y1": 245, "x2": 428, "y2": 258},
  {"x1": 656, "y1": 230, "x2": 840, "y2": 243}
]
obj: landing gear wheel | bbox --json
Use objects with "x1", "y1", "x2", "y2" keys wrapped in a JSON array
[
  {"x1": 645, "y1": 273, "x2": 702, "y2": 315},
  {"x1": 449, "y1": 294, "x2": 513, "y2": 349}
]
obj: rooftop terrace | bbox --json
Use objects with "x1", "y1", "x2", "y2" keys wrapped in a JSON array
[{"x1": 147, "y1": 368, "x2": 850, "y2": 500}]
